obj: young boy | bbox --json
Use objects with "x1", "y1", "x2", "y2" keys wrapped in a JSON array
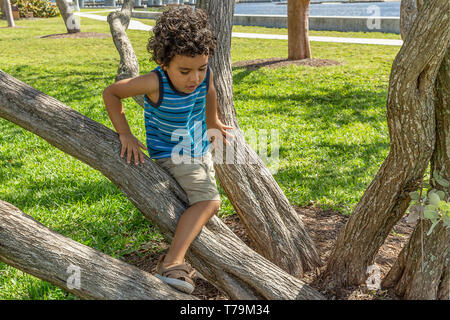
[{"x1": 102, "y1": 6, "x2": 234, "y2": 294}]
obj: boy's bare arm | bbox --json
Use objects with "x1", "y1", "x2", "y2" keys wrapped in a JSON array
[
  {"x1": 103, "y1": 72, "x2": 158, "y2": 134},
  {"x1": 205, "y1": 69, "x2": 219, "y2": 128},
  {"x1": 102, "y1": 72, "x2": 158, "y2": 165}
]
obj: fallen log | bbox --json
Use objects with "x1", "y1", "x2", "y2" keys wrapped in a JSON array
[{"x1": 0, "y1": 200, "x2": 196, "y2": 300}]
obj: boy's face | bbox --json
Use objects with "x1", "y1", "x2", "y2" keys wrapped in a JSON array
[{"x1": 161, "y1": 54, "x2": 209, "y2": 94}]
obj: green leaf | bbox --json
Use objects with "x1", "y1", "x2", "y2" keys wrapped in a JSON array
[
  {"x1": 433, "y1": 172, "x2": 450, "y2": 187},
  {"x1": 433, "y1": 171, "x2": 440, "y2": 180},
  {"x1": 438, "y1": 201, "x2": 449, "y2": 212},
  {"x1": 436, "y1": 190, "x2": 446, "y2": 201},
  {"x1": 409, "y1": 191, "x2": 420, "y2": 201},
  {"x1": 426, "y1": 220, "x2": 440, "y2": 236},
  {"x1": 428, "y1": 192, "x2": 441, "y2": 206},
  {"x1": 424, "y1": 204, "x2": 438, "y2": 211},
  {"x1": 443, "y1": 215, "x2": 450, "y2": 229},
  {"x1": 424, "y1": 209, "x2": 438, "y2": 220}
]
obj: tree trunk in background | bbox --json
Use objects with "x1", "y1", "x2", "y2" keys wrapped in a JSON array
[
  {"x1": 73, "y1": 0, "x2": 80, "y2": 12},
  {"x1": 55, "y1": 0, "x2": 80, "y2": 33},
  {"x1": 288, "y1": 0, "x2": 311, "y2": 60},
  {"x1": 0, "y1": 201, "x2": 196, "y2": 300},
  {"x1": 0, "y1": 70, "x2": 325, "y2": 300},
  {"x1": 3, "y1": 0, "x2": 15, "y2": 28},
  {"x1": 196, "y1": 0, "x2": 236, "y2": 125},
  {"x1": 107, "y1": 1, "x2": 138, "y2": 82},
  {"x1": 382, "y1": 49, "x2": 450, "y2": 300},
  {"x1": 196, "y1": 0, "x2": 322, "y2": 277},
  {"x1": 319, "y1": 0, "x2": 449, "y2": 290}
]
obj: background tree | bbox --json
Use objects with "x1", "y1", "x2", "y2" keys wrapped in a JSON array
[
  {"x1": 55, "y1": 0, "x2": 80, "y2": 33},
  {"x1": 2, "y1": 0, "x2": 16, "y2": 28},
  {"x1": 288, "y1": 0, "x2": 311, "y2": 60}
]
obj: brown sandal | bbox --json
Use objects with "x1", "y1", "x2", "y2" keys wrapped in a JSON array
[{"x1": 154, "y1": 254, "x2": 196, "y2": 294}]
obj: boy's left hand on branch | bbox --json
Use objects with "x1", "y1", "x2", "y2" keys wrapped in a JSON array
[{"x1": 207, "y1": 118, "x2": 234, "y2": 150}]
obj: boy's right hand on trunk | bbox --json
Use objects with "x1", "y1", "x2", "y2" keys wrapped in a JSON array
[{"x1": 118, "y1": 132, "x2": 147, "y2": 165}]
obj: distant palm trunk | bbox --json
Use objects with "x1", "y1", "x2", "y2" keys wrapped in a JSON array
[{"x1": 288, "y1": 0, "x2": 311, "y2": 60}]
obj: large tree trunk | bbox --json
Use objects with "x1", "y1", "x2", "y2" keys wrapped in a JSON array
[
  {"x1": 0, "y1": 200, "x2": 196, "y2": 300},
  {"x1": 319, "y1": 0, "x2": 449, "y2": 290},
  {"x1": 0, "y1": 71, "x2": 325, "y2": 300},
  {"x1": 3, "y1": 0, "x2": 15, "y2": 28},
  {"x1": 195, "y1": 0, "x2": 322, "y2": 279},
  {"x1": 55, "y1": 0, "x2": 80, "y2": 33},
  {"x1": 287, "y1": 0, "x2": 311, "y2": 60},
  {"x1": 381, "y1": 49, "x2": 450, "y2": 300}
]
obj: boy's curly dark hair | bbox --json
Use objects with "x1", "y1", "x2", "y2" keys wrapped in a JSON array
[{"x1": 147, "y1": 6, "x2": 217, "y2": 67}]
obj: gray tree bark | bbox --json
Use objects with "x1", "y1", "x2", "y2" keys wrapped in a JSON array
[
  {"x1": 3, "y1": 0, "x2": 15, "y2": 28},
  {"x1": 55, "y1": 0, "x2": 80, "y2": 33},
  {"x1": 196, "y1": 0, "x2": 322, "y2": 278},
  {"x1": 0, "y1": 70, "x2": 325, "y2": 300},
  {"x1": 319, "y1": 0, "x2": 450, "y2": 290},
  {"x1": 381, "y1": 48, "x2": 450, "y2": 300},
  {"x1": 0, "y1": 200, "x2": 197, "y2": 300}
]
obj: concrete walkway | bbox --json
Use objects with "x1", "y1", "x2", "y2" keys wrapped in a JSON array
[{"x1": 74, "y1": 11, "x2": 403, "y2": 46}]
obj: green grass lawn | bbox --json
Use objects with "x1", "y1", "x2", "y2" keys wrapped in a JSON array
[{"x1": 0, "y1": 16, "x2": 399, "y2": 299}]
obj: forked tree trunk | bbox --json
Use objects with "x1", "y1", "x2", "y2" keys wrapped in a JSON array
[
  {"x1": 319, "y1": 0, "x2": 449, "y2": 290},
  {"x1": 382, "y1": 49, "x2": 450, "y2": 300},
  {"x1": 196, "y1": 0, "x2": 322, "y2": 277},
  {"x1": 0, "y1": 71, "x2": 325, "y2": 300},
  {"x1": 55, "y1": 0, "x2": 80, "y2": 33},
  {"x1": 287, "y1": 0, "x2": 311, "y2": 60},
  {"x1": 0, "y1": 201, "x2": 196, "y2": 300}
]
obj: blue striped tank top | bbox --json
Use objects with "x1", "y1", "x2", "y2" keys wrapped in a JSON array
[{"x1": 144, "y1": 65, "x2": 211, "y2": 159}]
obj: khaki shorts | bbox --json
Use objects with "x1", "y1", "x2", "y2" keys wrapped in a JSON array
[{"x1": 154, "y1": 151, "x2": 221, "y2": 206}]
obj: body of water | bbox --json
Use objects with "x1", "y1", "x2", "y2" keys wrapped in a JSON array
[{"x1": 235, "y1": 1, "x2": 401, "y2": 17}]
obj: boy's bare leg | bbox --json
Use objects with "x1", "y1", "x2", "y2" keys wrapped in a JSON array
[{"x1": 163, "y1": 200, "x2": 220, "y2": 268}]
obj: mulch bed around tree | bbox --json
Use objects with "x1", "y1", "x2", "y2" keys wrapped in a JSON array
[
  {"x1": 232, "y1": 57, "x2": 343, "y2": 70},
  {"x1": 122, "y1": 204, "x2": 415, "y2": 300},
  {"x1": 39, "y1": 32, "x2": 111, "y2": 39}
]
